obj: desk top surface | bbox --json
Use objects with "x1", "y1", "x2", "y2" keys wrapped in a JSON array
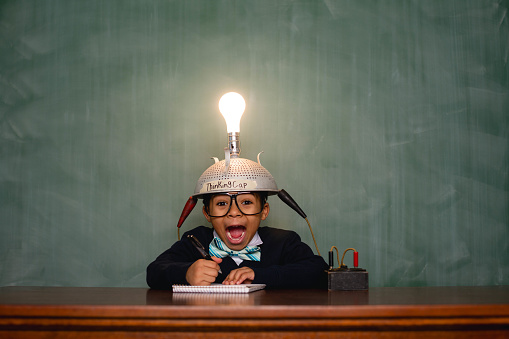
[
  {"x1": 1, "y1": 286, "x2": 509, "y2": 321},
  {"x1": 1, "y1": 286, "x2": 508, "y2": 307},
  {"x1": 1, "y1": 286, "x2": 508, "y2": 337}
]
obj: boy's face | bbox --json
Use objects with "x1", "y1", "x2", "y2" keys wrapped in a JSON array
[{"x1": 203, "y1": 192, "x2": 269, "y2": 251}]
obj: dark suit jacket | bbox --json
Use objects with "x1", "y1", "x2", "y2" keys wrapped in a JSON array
[{"x1": 146, "y1": 226, "x2": 328, "y2": 289}]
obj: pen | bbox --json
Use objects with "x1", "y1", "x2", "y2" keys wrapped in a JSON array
[{"x1": 187, "y1": 235, "x2": 222, "y2": 274}]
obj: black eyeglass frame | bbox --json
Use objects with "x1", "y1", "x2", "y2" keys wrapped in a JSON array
[{"x1": 204, "y1": 192, "x2": 265, "y2": 218}]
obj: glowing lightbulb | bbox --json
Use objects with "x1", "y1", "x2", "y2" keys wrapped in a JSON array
[
  {"x1": 218, "y1": 92, "x2": 246, "y2": 157},
  {"x1": 218, "y1": 92, "x2": 246, "y2": 133}
]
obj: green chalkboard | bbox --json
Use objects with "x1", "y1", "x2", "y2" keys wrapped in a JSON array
[{"x1": 0, "y1": 0, "x2": 507, "y2": 287}]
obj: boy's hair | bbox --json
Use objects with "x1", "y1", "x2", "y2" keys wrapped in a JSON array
[{"x1": 203, "y1": 192, "x2": 269, "y2": 213}]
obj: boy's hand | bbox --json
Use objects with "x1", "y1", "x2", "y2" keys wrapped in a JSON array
[
  {"x1": 185, "y1": 257, "x2": 222, "y2": 286},
  {"x1": 222, "y1": 267, "x2": 255, "y2": 285}
]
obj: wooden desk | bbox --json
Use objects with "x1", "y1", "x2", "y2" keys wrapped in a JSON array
[{"x1": 1, "y1": 286, "x2": 508, "y2": 338}]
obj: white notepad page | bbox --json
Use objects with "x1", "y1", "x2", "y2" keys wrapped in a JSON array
[{"x1": 172, "y1": 283, "x2": 266, "y2": 294}]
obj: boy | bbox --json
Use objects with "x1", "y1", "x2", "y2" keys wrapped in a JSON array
[{"x1": 146, "y1": 157, "x2": 328, "y2": 289}]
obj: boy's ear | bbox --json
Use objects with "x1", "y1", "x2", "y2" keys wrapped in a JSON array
[
  {"x1": 202, "y1": 206, "x2": 212, "y2": 222},
  {"x1": 260, "y1": 203, "x2": 270, "y2": 220}
]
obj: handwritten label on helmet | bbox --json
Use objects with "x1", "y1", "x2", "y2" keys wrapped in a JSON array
[{"x1": 199, "y1": 180, "x2": 258, "y2": 194}]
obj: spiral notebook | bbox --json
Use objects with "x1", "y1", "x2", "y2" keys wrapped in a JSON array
[{"x1": 172, "y1": 283, "x2": 266, "y2": 294}]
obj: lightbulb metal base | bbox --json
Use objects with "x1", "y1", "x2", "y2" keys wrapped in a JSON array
[{"x1": 228, "y1": 132, "x2": 241, "y2": 158}]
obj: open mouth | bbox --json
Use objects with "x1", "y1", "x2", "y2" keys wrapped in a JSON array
[{"x1": 226, "y1": 226, "x2": 246, "y2": 245}]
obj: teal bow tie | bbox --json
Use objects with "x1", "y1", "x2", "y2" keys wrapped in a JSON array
[{"x1": 209, "y1": 237, "x2": 261, "y2": 262}]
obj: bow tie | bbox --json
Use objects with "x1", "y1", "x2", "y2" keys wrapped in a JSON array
[{"x1": 209, "y1": 237, "x2": 261, "y2": 262}]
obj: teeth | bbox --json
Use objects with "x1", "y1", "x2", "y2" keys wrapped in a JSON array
[{"x1": 227, "y1": 229, "x2": 245, "y2": 240}]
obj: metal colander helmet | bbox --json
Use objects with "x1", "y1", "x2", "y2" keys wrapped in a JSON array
[{"x1": 193, "y1": 152, "x2": 278, "y2": 198}]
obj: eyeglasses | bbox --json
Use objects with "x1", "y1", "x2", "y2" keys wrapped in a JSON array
[{"x1": 205, "y1": 192, "x2": 264, "y2": 217}]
